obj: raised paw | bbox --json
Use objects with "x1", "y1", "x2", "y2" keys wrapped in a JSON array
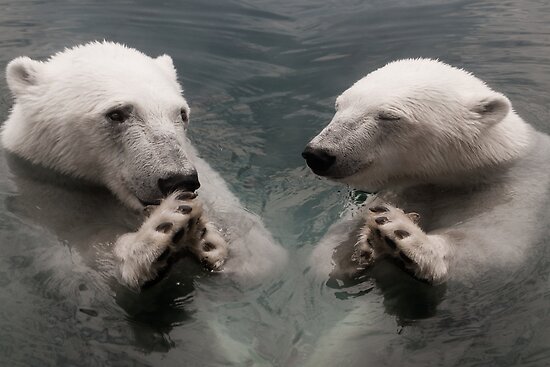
[
  {"x1": 352, "y1": 205, "x2": 393, "y2": 267},
  {"x1": 365, "y1": 204, "x2": 448, "y2": 284},
  {"x1": 113, "y1": 191, "x2": 203, "y2": 288},
  {"x1": 352, "y1": 223, "x2": 379, "y2": 268},
  {"x1": 153, "y1": 192, "x2": 229, "y2": 272},
  {"x1": 186, "y1": 221, "x2": 229, "y2": 271}
]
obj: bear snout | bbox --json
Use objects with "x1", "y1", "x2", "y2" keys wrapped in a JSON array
[
  {"x1": 158, "y1": 171, "x2": 200, "y2": 195},
  {"x1": 302, "y1": 145, "x2": 336, "y2": 175}
]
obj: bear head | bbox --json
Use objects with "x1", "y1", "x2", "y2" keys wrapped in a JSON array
[
  {"x1": 303, "y1": 58, "x2": 530, "y2": 191},
  {"x1": 2, "y1": 41, "x2": 198, "y2": 210}
]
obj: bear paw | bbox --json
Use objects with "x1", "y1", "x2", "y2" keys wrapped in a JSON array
[
  {"x1": 114, "y1": 191, "x2": 228, "y2": 289},
  {"x1": 186, "y1": 221, "x2": 229, "y2": 271},
  {"x1": 355, "y1": 204, "x2": 448, "y2": 284},
  {"x1": 351, "y1": 224, "x2": 379, "y2": 268}
]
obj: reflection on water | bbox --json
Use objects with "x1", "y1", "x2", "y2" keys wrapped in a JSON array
[{"x1": 1, "y1": 0, "x2": 550, "y2": 365}]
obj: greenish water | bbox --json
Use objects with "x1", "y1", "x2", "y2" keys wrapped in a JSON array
[{"x1": 1, "y1": 0, "x2": 550, "y2": 366}]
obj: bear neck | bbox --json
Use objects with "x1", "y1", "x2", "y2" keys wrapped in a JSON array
[
  {"x1": 438, "y1": 112, "x2": 532, "y2": 187},
  {"x1": 394, "y1": 112, "x2": 534, "y2": 190},
  {"x1": 2, "y1": 106, "x2": 103, "y2": 182}
]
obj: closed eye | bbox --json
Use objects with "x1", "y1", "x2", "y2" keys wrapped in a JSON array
[{"x1": 377, "y1": 112, "x2": 401, "y2": 122}]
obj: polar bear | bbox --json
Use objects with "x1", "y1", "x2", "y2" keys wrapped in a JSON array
[
  {"x1": 303, "y1": 58, "x2": 550, "y2": 284},
  {"x1": 2, "y1": 41, "x2": 286, "y2": 289}
]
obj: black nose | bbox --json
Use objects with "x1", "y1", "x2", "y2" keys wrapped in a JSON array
[
  {"x1": 302, "y1": 145, "x2": 336, "y2": 174},
  {"x1": 158, "y1": 172, "x2": 200, "y2": 195}
]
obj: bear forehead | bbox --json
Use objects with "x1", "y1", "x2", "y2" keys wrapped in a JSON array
[
  {"x1": 34, "y1": 42, "x2": 185, "y2": 108},
  {"x1": 339, "y1": 59, "x2": 491, "y2": 108},
  {"x1": 49, "y1": 41, "x2": 155, "y2": 64},
  {"x1": 368, "y1": 58, "x2": 484, "y2": 85},
  {"x1": 43, "y1": 42, "x2": 176, "y2": 86}
]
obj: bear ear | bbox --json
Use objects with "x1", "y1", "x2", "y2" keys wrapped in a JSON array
[
  {"x1": 470, "y1": 92, "x2": 511, "y2": 126},
  {"x1": 6, "y1": 56, "x2": 43, "y2": 97},
  {"x1": 155, "y1": 54, "x2": 177, "y2": 79}
]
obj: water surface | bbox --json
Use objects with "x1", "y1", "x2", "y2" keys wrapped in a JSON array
[{"x1": 1, "y1": 0, "x2": 550, "y2": 366}]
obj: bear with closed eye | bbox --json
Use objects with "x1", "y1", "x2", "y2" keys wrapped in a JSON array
[{"x1": 304, "y1": 58, "x2": 550, "y2": 284}]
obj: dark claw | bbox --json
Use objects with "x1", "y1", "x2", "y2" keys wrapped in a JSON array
[
  {"x1": 394, "y1": 230, "x2": 410, "y2": 239},
  {"x1": 156, "y1": 248, "x2": 171, "y2": 262},
  {"x1": 155, "y1": 222, "x2": 173, "y2": 233},
  {"x1": 177, "y1": 205, "x2": 193, "y2": 214},
  {"x1": 190, "y1": 218, "x2": 199, "y2": 228},
  {"x1": 375, "y1": 217, "x2": 390, "y2": 225},
  {"x1": 407, "y1": 212, "x2": 420, "y2": 224},
  {"x1": 399, "y1": 251, "x2": 414, "y2": 264},
  {"x1": 172, "y1": 228, "x2": 185, "y2": 243},
  {"x1": 143, "y1": 205, "x2": 156, "y2": 217},
  {"x1": 369, "y1": 206, "x2": 389, "y2": 213},
  {"x1": 177, "y1": 192, "x2": 197, "y2": 201},
  {"x1": 200, "y1": 227, "x2": 207, "y2": 238},
  {"x1": 384, "y1": 236, "x2": 397, "y2": 250}
]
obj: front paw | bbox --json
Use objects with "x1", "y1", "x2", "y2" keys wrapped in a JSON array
[
  {"x1": 365, "y1": 205, "x2": 448, "y2": 284},
  {"x1": 351, "y1": 205, "x2": 407, "y2": 268},
  {"x1": 186, "y1": 221, "x2": 229, "y2": 271},
  {"x1": 351, "y1": 224, "x2": 378, "y2": 268},
  {"x1": 113, "y1": 191, "x2": 203, "y2": 289}
]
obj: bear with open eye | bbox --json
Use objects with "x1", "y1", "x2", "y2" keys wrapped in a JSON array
[
  {"x1": 2, "y1": 41, "x2": 286, "y2": 289},
  {"x1": 304, "y1": 58, "x2": 550, "y2": 284}
]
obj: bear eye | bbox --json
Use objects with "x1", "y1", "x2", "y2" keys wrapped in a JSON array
[
  {"x1": 180, "y1": 108, "x2": 189, "y2": 123},
  {"x1": 377, "y1": 112, "x2": 401, "y2": 122},
  {"x1": 106, "y1": 108, "x2": 130, "y2": 123}
]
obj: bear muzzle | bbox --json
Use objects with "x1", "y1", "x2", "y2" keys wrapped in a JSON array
[
  {"x1": 158, "y1": 171, "x2": 200, "y2": 196},
  {"x1": 302, "y1": 145, "x2": 336, "y2": 176}
]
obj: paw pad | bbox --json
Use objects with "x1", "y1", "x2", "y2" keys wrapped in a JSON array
[
  {"x1": 155, "y1": 222, "x2": 173, "y2": 233},
  {"x1": 202, "y1": 242, "x2": 216, "y2": 252},
  {"x1": 369, "y1": 206, "x2": 389, "y2": 213},
  {"x1": 375, "y1": 217, "x2": 390, "y2": 225},
  {"x1": 177, "y1": 205, "x2": 193, "y2": 214},
  {"x1": 394, "y1": 230, "x2": 410, "y2": 239},
  {"x1": 369, "y1": 205, "x2": 389, "y2": 213}
]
